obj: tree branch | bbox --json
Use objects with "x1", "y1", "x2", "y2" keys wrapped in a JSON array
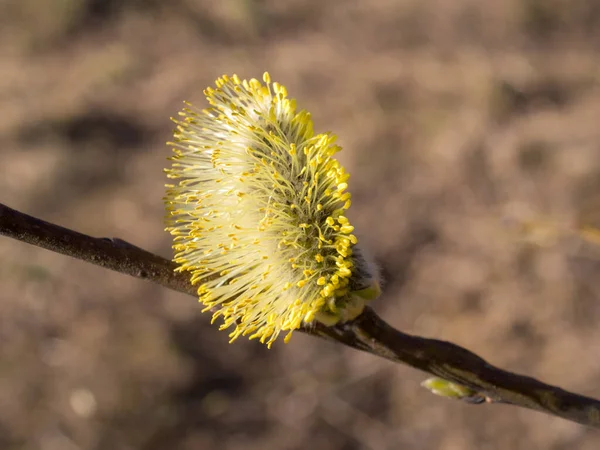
[{"x1": 2, "y1": 202, "x2": 600, "y2": 428}]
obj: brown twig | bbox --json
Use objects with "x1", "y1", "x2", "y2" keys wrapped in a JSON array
[{"x1": 1, "y1": 202, "x2": 600, "y2": 428}]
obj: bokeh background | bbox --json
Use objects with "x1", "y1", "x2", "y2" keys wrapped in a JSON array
[{"x1": 1, "y1": 0, "x2": 600, "y2": 449}]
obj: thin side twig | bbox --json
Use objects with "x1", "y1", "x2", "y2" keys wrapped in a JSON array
[{"x1": 1, "y1": 202, "x2": 600, "y2": 428}]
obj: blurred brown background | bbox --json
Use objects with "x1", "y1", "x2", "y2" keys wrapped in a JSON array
[{"x1": 1, "y1": 0, "x2": 600, "y2": 449}]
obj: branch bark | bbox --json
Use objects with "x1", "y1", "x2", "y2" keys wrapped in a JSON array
[{"x1": 1, "y1": 202, "x2": 600, "y2": 428}]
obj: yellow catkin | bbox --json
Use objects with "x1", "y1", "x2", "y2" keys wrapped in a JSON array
[{"x1": 164, "y1": 73, "x2": 371, "y2": 347}]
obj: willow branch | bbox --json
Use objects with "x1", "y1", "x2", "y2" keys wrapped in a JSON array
[{"x1": 1, "y1": 202, "x2": 600, "y2": 428}]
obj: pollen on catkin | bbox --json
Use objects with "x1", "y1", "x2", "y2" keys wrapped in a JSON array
[{"x1": 164, "y1": 73, "x2": 378, "y2": 347}]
